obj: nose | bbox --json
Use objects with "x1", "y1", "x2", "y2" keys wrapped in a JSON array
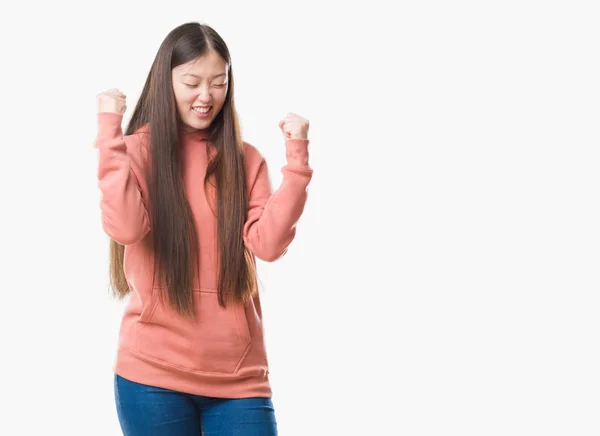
[{"x1": 195, "y1": 84, "x2": 212, "y2": 104}]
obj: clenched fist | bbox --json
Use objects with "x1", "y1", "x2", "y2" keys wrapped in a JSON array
[
  {"x1": 97, "y1": 88, "x2": 127, "y2": 115},
  {"x1": 279, "y1": 113, "x2": 309, "y2": 140}
]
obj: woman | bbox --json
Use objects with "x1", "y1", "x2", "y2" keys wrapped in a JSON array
[{"x1": 94, "y1": 21, "x2": 313, "y2": 435}]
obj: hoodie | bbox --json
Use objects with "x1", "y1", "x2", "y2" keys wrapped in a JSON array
[{"x1": 95, "y1": 111, "x2": 312, "y2": 398}]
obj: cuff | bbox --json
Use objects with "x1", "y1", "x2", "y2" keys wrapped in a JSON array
[
  {"x1": 97, "y1": 112, "x2": 123, "y2": 139},
  {"x1": 285, "y1": 138, "x2": 310, "y2": 167}
]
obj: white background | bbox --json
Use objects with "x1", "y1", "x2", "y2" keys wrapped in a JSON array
[{"x1": 1, "y1": 1, "x2": 599, "y2": 434}]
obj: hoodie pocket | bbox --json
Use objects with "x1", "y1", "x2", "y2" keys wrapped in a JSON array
[{"x1": 134, "y1": 288, "x2": 252, "y2": 374}]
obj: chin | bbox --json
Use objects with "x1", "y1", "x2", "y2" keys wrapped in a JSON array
[{"x1": 189, "y1": 117, "x2": 210, "y2": 128}]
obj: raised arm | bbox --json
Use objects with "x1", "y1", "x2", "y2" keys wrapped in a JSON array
[
  {"x1": 95, "y1": 111, "x2": 151, "y2": 245},
  {"x1": 243, "y1": 138, "x2": 313, "y2": 261}
]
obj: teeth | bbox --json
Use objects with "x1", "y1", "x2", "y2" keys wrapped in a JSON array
[{"x1": 193, "y1": 106, "x2": 211, "y2": 113}]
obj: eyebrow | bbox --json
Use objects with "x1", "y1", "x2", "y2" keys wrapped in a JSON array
[{"x1": 182, "y1": 73, "x2": 226, "y2": 79}]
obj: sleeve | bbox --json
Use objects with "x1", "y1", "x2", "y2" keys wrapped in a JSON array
[
  {"x1": 243, "y1": 138, "x2": 313, "y2": 262},
  {"x1": 95, "y1": 112, "x2": 151, "y2": 246}
]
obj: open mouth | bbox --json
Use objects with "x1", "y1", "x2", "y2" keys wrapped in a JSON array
[{"x1": 192, "y1": 106, "x2": 212, "y2": 117}]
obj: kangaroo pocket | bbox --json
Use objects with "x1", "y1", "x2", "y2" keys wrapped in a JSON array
[{"x1": 134, "y1": 288, "x2": 252, "y2": 374}]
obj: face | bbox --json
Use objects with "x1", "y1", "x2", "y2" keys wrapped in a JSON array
[{"x1": 171, "y1": 50, "x2": 229, "y2": 133}]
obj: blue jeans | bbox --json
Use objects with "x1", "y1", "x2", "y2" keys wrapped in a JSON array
[{"x1": 114, "y1": 374, "x2": 278, "y2": 435}]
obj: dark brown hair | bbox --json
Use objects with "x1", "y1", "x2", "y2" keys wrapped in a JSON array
[{"x1": 108, "y1": 22, "x2": 257, "y2": 319}]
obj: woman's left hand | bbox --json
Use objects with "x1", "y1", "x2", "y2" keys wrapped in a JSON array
[{"x1": 279, "y1": 113, "x2": 310, "y2": 140}]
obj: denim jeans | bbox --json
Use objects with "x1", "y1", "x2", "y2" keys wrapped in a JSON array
[{"x1": 114, "y1": 374, "x2": 278, "y2": 435}]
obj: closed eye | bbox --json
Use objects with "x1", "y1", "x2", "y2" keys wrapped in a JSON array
[{"x1": 184, "y1": 83, "x2": 226, "y2": 88}]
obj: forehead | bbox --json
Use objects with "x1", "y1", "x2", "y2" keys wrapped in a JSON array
[{"x1": 173, "y1": 51, "x2": 228, "y2": 77}]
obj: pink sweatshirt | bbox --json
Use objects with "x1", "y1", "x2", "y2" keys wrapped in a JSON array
[{"x1": 95, "y1": 112, "x2": 312, "y2": 398}]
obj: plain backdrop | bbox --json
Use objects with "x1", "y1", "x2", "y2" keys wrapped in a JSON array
[{"x1": 1, "y1": 1, "x2": 599, "y2": 435}]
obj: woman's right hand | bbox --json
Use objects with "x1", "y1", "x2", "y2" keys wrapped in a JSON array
[{"x1": 97, "y1": 88, "x2": 127, "y2": 115}]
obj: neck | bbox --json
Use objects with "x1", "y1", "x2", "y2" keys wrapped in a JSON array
[{"x1": 179, "y1": 123, "x2": 210, "y2": 140}]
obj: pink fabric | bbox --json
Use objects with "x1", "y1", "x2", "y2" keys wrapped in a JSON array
[{"x1": 95, "y1": 112, "x2": 312, "y2": 397}]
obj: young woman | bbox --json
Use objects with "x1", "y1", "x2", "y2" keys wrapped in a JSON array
[{"x1": 94, "y1": 21, "x2": 313, "y2": 435}]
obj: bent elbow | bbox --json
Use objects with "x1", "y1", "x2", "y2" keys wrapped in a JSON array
[
  {"x1": 102, "y1": 221, "x2": 149, "y2": 246},
  {"x1": 255, "y1": 246, "x2": 288, "y2": 263}
]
